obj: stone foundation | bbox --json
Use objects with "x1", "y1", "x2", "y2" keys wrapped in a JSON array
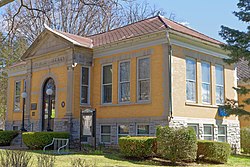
[{"x1": 169, "y1": 117, "x2": 241, "y2": 154}]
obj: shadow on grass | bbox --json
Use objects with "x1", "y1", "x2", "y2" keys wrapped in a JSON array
[
  {"x1": 103, "y1": 153, "x2": 193, "y2": 166},
  {"x1": 232, "y1": 154, "x2": 250, "y2": 159}
]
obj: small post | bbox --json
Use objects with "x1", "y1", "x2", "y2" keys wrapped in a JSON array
[
  {"x1": 46, "y1": 88, "x2": 53, "y2": 131},
  {"x1": 92, "y1": 109, "x2": 96, "y2": 150}
]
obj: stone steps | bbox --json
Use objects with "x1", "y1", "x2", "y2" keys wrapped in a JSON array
[{"x1": 10, "y1": 133, "x2": 28, "y2": 149}]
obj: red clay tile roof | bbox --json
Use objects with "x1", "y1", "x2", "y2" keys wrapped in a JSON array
[
  {"x1": 87, "y1": 15, "x2": 222, "y2": 47},
  {"x1": 53, "y1": 15, "x2": 222, "y2": 48},
  {"x1": 237, "y1": 60, "x2": 250, "y2": 80},
  {"x1": 54, "y1": 29, "x2": 93, "y2": 48}
]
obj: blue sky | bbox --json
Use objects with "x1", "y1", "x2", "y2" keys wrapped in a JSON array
[
  {"x1": 144, "y1": 0, "x2": 247, "y2": 42},
  {"x1": 0, "y1": 0, "x2": 247, "y2": 42}
]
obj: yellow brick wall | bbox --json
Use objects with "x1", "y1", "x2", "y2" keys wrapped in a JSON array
[
  {"x1": 7, "y1": 77, "x2": 25, "y2": 121},
  {"x1": 172, "y1": 45, "x2": 237, "y2": 120},
  {"x1": 74, "y1": 45, "x2": 166, "y2": 119},
  {"x1": 29, "y1": 65, "x2": 68, "y2": 120}
]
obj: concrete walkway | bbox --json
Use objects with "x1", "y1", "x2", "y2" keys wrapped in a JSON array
[{"x1": 0, "y1": 145, "x2": 28, "y2": 150}]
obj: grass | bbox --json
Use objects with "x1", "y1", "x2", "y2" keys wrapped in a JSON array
[{"x1": 0, "y1": 149, "x2": 249, "y2": 167}]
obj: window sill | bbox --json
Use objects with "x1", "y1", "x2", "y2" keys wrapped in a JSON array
[
  {"x1": 100, "y1": 101, "x2": 151, "y2": 107},
  {"x1": 185, "y1": 102, "x2": 218, "y2": 108},
  {"x1": 80, "y1": 104, "x2": 91, "y2": 108}
]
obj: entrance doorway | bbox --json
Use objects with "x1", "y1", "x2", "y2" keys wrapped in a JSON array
[{"x1": 42, "y1": 78, "x2": 56, "y2": 131}]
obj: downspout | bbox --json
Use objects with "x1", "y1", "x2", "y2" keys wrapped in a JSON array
[{"x1": 158, "y1": 15, "x2": 173, "y2": 122}]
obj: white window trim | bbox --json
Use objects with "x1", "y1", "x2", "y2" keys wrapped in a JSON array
[
  {"x1": 215, "y1": 64, "x2": 225, "y2": 105},
  {"x1": 80, "y1": 66, "x2": 91, "y2": 105},
  {"x1": 101, "y1": 63, "x2": 113, "y2": 104},
  {"x1": 186, "y1": 57, "x2": 197, "y2": 103},
  {"x1": 100, "y1": 125, "x2": 111, "y2": 144},
  {"x1": 218, "y1": 125, "x2": 227, "y2": 142},
  {"x1": 203, "y1": 124, "x2": 214, "y2": 140},
  {"x1": 136, "y1": 124, "x2": 150, "y2": 136},
  {"x1": 137, "y1": 56, "x2": 151, "y2": 103},
  {"x1": 187, "y1": 123, "x2": 199, "y2": 139},
  {"x1": 117, "y1": 124, "x2": 130, "y2": 143},
  {"x1": 201, "y1": 61, "x2": 211, "y2": 104},
  {"x1": 118, "y1": 60, "x2": 131, "y2": 103},
  {"x1": 14, "y1": 80, "x2": 21, "y2": 112}
]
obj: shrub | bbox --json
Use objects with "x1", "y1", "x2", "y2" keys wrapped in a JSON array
[
  {"x1": 118, "y1": 136, "x2": 157, "y2": 158},
  {"x1": 156, "y1": 126, "x2": 197, "y2": 163},
  {"x1": 22, "y1": 132, "x2": 70, "y2": 149},
  {"x1": 0, "y1": 150, "x2": 33, "y2": 167},
  {"x1": 241, "y1": 127, "x2": 250, "y2": 154},
  {"x1": 197, "y1": 140, "x2": 231, "y2": 164},
  {"x1": 0, "y1": 130, "x2": 19, "y2": 146}
]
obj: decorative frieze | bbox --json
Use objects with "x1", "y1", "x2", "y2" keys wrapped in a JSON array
[{"x1": 99, "y1": 48, "x2": 154, "y2": 64}]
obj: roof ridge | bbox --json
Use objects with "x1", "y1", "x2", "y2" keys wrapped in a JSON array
[
  {"x1": 161, "y1": 17, "x2": 222, "y2": 44},
  {"x1": 87, "y1": 15, "x2": 160, "y2": 37}
]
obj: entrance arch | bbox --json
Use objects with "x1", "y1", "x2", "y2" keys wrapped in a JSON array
[{"x1": 42, "y1": 78, "x2": 56, "y2": 131}]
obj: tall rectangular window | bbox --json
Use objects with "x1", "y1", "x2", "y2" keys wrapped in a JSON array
[
  {"x1": 14, "y1": 81, "x2": 21, "y2": 111},
  {"x1": 119, "y1": 61, "x2": 130, "y2": 102},
  {"x1": 81, "y1": 67, "x2": 90, "y2": 104},
  {"x1": 204, "y1": 125, "x2": 213, "y2": 141},
  {"x1": 202, "y1": 62, "x2": 211, "y2": 103},
  {"x1": 186, "y1": 58, "x2": 196, "y2": 102},
  {"x1": 102, "y1": 64, "x2": 112, "y2": 104},
  {"x1": 101, "y1": 125, "x2": 111, "y2": 143},
  {"x1": 216, "y1": 65, "x2": 224, "y2": 104},
  {"x1": 137, "y1": 57, "x2": 150, "y2": 101}
]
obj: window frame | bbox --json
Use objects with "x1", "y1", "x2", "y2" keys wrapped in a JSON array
[
  {"x1": 201, "y1": 61, "x2": 211, "y2": 104},
  {"x1": 187, "y1": 123, "x2": 199, "y2": 139},
  {"x1": 215, "y1": 64, "x2": 225, "y2": 105},
  {"x1": 117, "y1": 124, "x2": 130, "y2": 142},
  {"x1": 218, "y1": 125, "x2": 227, "y2": 142},
  {"x1": 137, "y1": 56, "x2": 151, "y2": 103},
  {"x1": 100, "y1": 125, "x2": 111, "y2": 144},
  {"x1": 186, "y1": 57, "x2": 197, "y2": 103},
  {"x1": 203, "y1": 124, "x2": 214, "y2": 141},
  {"x1": 101, "y1": 63, "x2": 113, "y2": 104},
  {"x1": 136, "y1": 124, "x2": 150, "y2": 136},
  {"x1": 80, "y1": 66, "x2": 91, "y2": 105},
  {"x1": 14, "y1": 80, "x2": 21, "y2": 112},
  {"x1": 118, "y1": 60, "x2": 131, "y2": 103}
]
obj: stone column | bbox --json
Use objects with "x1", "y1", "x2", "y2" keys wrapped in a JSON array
[{"x1": 65, "y1": 65, "x2": 74, "y2": 131}]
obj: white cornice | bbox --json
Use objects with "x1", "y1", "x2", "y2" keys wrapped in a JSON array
[{"x1": 171, "y1": 39, "x2": 229, "y2": 59}]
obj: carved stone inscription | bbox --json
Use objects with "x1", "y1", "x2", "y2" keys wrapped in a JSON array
[{"x1": 33, "y1": 56, "x2": 66, "y2": 69}]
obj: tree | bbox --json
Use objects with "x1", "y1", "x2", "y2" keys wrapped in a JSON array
[
  {"x1": 219, "y1": 0, "x2": 250, "y2": 116},
  {"x1": 0, "y1": 33, "x2": 28, "y2": 122},
  {"x1": 1, "y1": 0, "x2": 165, "y2": 43}
]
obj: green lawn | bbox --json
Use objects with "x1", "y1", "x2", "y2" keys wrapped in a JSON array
[{"x1": 0, "y1": 150, "x2": 249, "y2": 167}]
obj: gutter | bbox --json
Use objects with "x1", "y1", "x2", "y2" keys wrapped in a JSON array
[{"x1": 158, "y1": 15, "x2": 173, "y2": 122}]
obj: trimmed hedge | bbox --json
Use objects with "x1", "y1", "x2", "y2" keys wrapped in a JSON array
[
  {"x1": 22, "y1": 132, "x2": 70, "y2": 149},
  {"x1": 241, "y1": 127, "x2": 250, "y2": 154},
  {"x1": 119, "y1": 136, "x2": 157, "y2": 158},
  {"x1": 156, "y1": 126, "x2": 197, "y2": 163},
  {"x1": 197, "y1": 140, "x2": 231, "y2": 164},
  {"x1": 0, "y1": 130, "x2": 19, "y2": 146}
]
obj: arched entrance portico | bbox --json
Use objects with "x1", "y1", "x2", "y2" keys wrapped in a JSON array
[{"x1": 42, "y1": 78, "x2": 56, "y2": 131}]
